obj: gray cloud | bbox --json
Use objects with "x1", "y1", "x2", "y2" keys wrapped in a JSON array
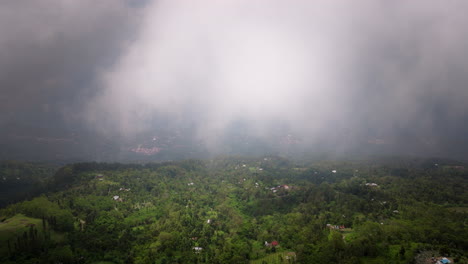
[
  {"x1": 0, "y1": 0, "x2": 142, "y2": 124},
  {"x1": 84, "y1": 0, "x2": 468, "y2": 157},
  {"x1": 2, "y1": 0, "x2": 468, "y2": 160}
]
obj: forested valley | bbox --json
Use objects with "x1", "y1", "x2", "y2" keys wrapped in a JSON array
[{"x1": 0, "y1": 157, "x2": 467, "y2": 264}]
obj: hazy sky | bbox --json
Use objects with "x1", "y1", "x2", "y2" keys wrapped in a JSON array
[{"x1": 2, "y1": 0, "x2": 468, "y2": 160}]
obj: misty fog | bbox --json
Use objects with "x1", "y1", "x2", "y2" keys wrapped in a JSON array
[{"x1": 2, "y1": 0, "x2": 468, "y2": 160}]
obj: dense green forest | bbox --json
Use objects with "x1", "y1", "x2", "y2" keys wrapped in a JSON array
[{"x1": 0, "y1": 157, "x2": 467, "y2": 263}]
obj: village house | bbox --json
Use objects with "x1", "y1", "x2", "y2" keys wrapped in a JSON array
[
  {"x1": 326, "y1": 224, "x2": 346, "y2": 230},
  {"x1": 436, "y1": 257, "x2": 451, "y2": 264},
  {"x1": 193, "y1": 247, "x2": 203, "y2": 253},
  {"x1": 270, "y1": 185, "x2": 292, "y2": 193},
  {"x1": 113, "y1": 195, "x2": 123, "y2": 202},
  {"x1": 264, "y1": 240, "x2": 279, "y2": 247}
]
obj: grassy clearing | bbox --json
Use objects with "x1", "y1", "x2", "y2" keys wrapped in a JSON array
[
  {"x1": 250, "y1": 251, "x2": 296, "y2": 264},
  {"x1": 340, "y1": 228, "x2": 354, "y2": 241},
  {"x1": 0, "y1": 214, "x2": 42, "y2": 243},
  {"x1": 0, "y1": 214, "x2": 43, "y2": 255},
  {"x1": 0, "y1": 213, "x2": 66, "y2": 254}
]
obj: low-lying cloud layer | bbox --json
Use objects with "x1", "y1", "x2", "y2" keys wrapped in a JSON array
[
  {"x1": 0, "y1": 0, "x2": 141, "y2": 125},
  {"x1": 2, "y1": 0, "x2": 468, "y2": 160},
  {"x1": 86, "y1": 0, "x2": 468, "y2": 156}
]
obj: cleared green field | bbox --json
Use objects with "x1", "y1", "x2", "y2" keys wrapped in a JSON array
[
  {"x1": 0, "y1": 214, "x2": 43, "y2": 255},
  {"x1": 0, "y1": 213, "x2": 66, "y2": 255},
  {"x1": 0, "y1": 214, "x2": 43, "y2": 243},
  {"x1": 250, "y1": 252, "x2": 296, "y2": 264}
]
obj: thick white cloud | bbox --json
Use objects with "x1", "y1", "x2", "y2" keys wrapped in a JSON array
[
  {"x1": 87, "y1": 1, "x2": 468, "y2": 155},
  {"x1": 88, "y1": 1, "x2": 347, "y2": 141}
]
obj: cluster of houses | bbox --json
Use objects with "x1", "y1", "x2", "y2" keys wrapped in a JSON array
[
  {"x1": 269, "y1": 185, "x2": 290, "y2": 193},
  {"x1": 112, "y1": 195, "x2": 123, "y2": 202},
  {"x1": 432, "y1": 257, "x2": 451, "y2": 264},
  {"x1": 193, "y1": 247, "x2": 203, "y2": 253},
  {"x1": 130, "y1": 146, "x2": 161, "y2": 155},
  {"x1": 234, "y1": 164, "x2": 264, "y2": 172},
  {"x1": 234, "y1": 164, "x2": 248, "y2": 170},
  {"x1": 264, "y1": 240, "x2": 279, "y2": 247},
  {"x1": 326, "y1": 224, "x2": 346, "y2": 230}
]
